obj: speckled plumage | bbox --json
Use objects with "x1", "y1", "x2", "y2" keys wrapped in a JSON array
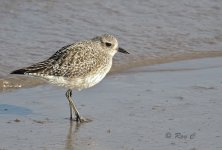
[
  {"x1": 11, "y1": 34, "x2": 129, "y2": 122},
  {"x1": 12, "y1": 34, "x2": 122, "y2": 90}
]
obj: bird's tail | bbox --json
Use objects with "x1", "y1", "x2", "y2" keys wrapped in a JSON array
[
  {"x1": 10, "y1": 69, "x2": 27, "y2": 75},
  {"x1": 10, "y1": 58, "x2": 54, "y2": 75}
]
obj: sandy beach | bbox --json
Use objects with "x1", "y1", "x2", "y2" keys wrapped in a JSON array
[{"x1": 0, "y1": 57, "x2": 222, "y2": 150}]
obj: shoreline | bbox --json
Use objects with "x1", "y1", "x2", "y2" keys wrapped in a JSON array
[{"x1": 1, "y1": 53, "x2": 222, "y2": 93}]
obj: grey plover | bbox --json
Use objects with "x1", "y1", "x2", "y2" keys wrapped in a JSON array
[{"x1": 11, "y1": 34, "x2": 129, "y2": 122}]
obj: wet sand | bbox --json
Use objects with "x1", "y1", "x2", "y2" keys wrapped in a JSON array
[{"x1": 0, "y1": 57, "x2": 222, "y2": 150}]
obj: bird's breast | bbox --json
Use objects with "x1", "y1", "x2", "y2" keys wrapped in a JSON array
[{"x1": 42, "y1": 58, "x2": 112, "y2": 90}]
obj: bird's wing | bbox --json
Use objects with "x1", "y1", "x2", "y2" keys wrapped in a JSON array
[
  {"x1": 54, "y1": 43, "x2": 106, "y2": 78},
  {"x1": 48, "y1": 44, "x2": 72, "y2": 61},
  {"x1": 11, "y1": 42, "x2": 107, "y2": 78},
  {"x1": 11, "y1": 44, "x2": 73, "y2": 75}
]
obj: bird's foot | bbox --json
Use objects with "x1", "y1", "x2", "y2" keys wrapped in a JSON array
[
  {"x1": 69, "y1": 114, "x2": 91, "y2": 123},
  {"x1": 77, "y1": 115, "x2": 92, "y2": 123}
]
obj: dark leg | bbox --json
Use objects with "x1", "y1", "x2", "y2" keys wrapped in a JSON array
[
  {"x1": 65, "y1": 90, "x2": 73, "y2": 120},
  {"x1": 65, "y1": 89, "x2": 86, "y2": 122}
]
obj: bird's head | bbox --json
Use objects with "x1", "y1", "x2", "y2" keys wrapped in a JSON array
[{"x1": 92, "y1": 34, "x2": 129, "y2": 56}]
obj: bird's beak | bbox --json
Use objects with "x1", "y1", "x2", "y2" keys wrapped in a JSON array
[{"x1": 118, "y1": 47, "x2": 129, "y2": 54}]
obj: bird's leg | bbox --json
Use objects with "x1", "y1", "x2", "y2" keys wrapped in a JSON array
[
  {"x1": 65, "y1": 89, "x2": 86, "y2": 122},
  {"x1": 69, "y1": 102, "x2": 73, "y2": 120},
  {"x1": 65, "y1": 90, "x2": 73, "y2": 120}
]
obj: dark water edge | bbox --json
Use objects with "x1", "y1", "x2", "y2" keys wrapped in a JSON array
[
  {"x1": 111, "y1": 50, "x2": 222, "y2": 74},
  {"x1": 1, "y1": 51, "x2": 222, "y2": 93}
]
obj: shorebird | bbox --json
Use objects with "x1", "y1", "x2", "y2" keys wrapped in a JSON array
[{"x1": 11, "y1": 34, "x2": 129, "y2": 122}]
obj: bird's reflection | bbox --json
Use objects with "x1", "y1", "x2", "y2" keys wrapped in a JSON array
[{"x1": 65, "y1": 121, "x2": 81, "y2": 150}]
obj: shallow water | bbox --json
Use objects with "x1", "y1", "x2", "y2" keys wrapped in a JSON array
[{"x1": 0, "y1": 0, "x2": 222, "y2": 90}]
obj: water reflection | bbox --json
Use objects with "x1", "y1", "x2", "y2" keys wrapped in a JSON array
[
  {"x1": 65, "y1": 121, "x2": 96, "y2": 150},
  {"x1": 65, "y1": 121, "x2": 81, "y2": 150}
]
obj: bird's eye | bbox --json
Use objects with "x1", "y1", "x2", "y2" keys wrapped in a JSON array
[{"x1": 105, "y1": 42, "x2": 112, "y2": 47}]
